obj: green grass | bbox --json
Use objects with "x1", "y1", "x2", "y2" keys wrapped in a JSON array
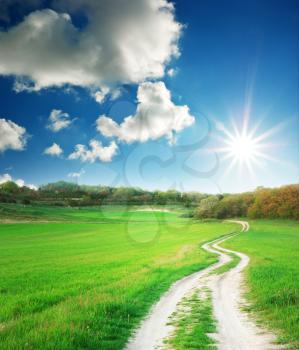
[
  {"x1": 212, "y1": 251, "x2": 240, "y2": 275},
  {"x1": 222, "y1": 220, "x2": 299, "y2": 348},
  {"x1": 165, "y1": 290, "x2": 216, "y2": 350},
  {"x1": 0, "y1": 205, "x2": 237, "y2": 350},
  {"x1": 210, "y1": 232, "x2": 241, "y2": 276},
  {"x1": 0, "y1": 203, "x2": 189, "y2": 223}
]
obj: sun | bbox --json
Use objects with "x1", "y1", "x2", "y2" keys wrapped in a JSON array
[
  {"x1": 212, "y1": 118, "x2": 282, "y2": 178},
  {"x1": 225, "y1": 133, "x2": 259, "y2": 163}
]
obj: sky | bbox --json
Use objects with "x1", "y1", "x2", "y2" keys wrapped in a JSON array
[{"x1": 0, "y1": 0, "x2": 298, "y2": 193}]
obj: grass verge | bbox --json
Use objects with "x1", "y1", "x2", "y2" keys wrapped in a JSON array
[
  {"x1": 164, "y1": 289, "x2": 216, "y2": 350},
  {"x1": 222, "y1": 220, "x2": 299, "y2": 349},
  {"x1": 212, "y1": 251, "x2": 240, "y2": 275}
]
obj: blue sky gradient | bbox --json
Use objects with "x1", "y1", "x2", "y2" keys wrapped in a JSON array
[{"x1": 0, "y1": 0, "x2": 298, "y2": 193}]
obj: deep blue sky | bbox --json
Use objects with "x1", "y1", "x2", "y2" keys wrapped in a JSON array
[{"x1": 0, "y1": 0, "x2": 298, "y2": 193}]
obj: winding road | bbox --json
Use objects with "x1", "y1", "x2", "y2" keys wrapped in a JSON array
[{"x1": 125, "y1": 220, "x2": 281, "y2": 350}]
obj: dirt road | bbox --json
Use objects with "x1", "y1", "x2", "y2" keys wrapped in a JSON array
[{"x1": 125, "y1": 221, "x2": 280, "y2": 350}]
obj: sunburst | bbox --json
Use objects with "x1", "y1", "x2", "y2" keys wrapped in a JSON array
[{"x1": 213, "y1": 117, "x2": 284, "y2": 179}]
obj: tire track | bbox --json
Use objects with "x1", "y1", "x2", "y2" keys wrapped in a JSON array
[{"x1": 125, "y1": 221, "x2": 281, "y2": 350}]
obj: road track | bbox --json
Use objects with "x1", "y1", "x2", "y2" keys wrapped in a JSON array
[{"x1": 125, "y1": 220, "x2": 281, "y2": 350}]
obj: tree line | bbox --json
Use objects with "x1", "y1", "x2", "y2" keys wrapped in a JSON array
[
  {"x1": 0, "y1": 180, "x2": 298, "y2": 220},
  {"x1": 194, "y1": 184, "x2": 299, "y2": 220},
  {"x1": 0, "y1": 181, "x2": 203, "y2": 207}
]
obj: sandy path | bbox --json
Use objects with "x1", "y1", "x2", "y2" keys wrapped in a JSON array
[
  {"x1": 134, "y1": 208, "x2": 171, "y2": 212},
  {"x1": 125, "y1": 220, "x2": 280, "y2": 350},
  {"x1": 209, "y1": 221, "x2": 282, "y2": 350}
]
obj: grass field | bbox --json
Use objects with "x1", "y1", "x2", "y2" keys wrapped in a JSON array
[
  {"x1": 0, "y1": 205, "x2": 237, "y2": 350},
  {"x1": 223, "y1": 220, "x2": 299, "y2": 349},
  {"x1": 1, "y1": 206, "x2": 298, "y2": 349},
  {"x1": 165, "y1": 290, "x2": 216, "y2": 350}
]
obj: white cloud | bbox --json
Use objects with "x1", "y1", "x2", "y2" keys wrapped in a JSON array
[
  {"x1": 167, "y1": 67, "x2": 178, "y2": 77},
  {"x1": 110, "y1": 88, "x2": 123, "y2": 101},
  {"x1": 69, "y1": 139, "x2": 118, "y2": 163},
  {"x1": 27, "y1": 183, "x2": 38, "y2": 190},
  {"x1": 68, "y1": 169, "x2": 85, "y2": 178},
  {"x1": 0, "y1": 173, "x2": 12, "y2": 184},
  {"x1": 96, "y1": 81, "x2": 195, "y2": 144},
  {"x1": 0, "y1": 173, "x2": 38, "y2": 190},
  {"x1": 93, "y1": 87, "x2": 123, "y2": 104},
  {"x1": 0, "y1": 118, "x2": 27, "y2": 153},
  {"x1": 0, "y1": 1, "x2": 182, "y2": 90},
  {"x1": 43, "y1": 142, "x2": 63, "y2": 156},
  {"x1": 15, "y1": 179, "x2": 25, "y2": 187},
  {"x1": 93, "y1": 87, "x2": 110, "y2": 104},
  {"x1": 47, "y1": 109, "x2": 74, "y2": 132},
  {"x1": 13, "y1": 78, "x2": 37, "y2": 93}
]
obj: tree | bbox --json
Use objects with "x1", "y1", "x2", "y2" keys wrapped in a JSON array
[
  {"x1": 0, "y1": 181, "x2": 19, "y2": 193},
  {"x1": 194, "y1": 196, "x2": 219, "y2": 219}
]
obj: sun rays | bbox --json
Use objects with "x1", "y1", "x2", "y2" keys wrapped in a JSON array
[{"x1": 212, "y1": 115, "x2": 286, "y2": 181}]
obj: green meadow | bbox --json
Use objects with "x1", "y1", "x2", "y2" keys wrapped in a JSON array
[
  {"x1": 1, "y1": 206, "x2": 298, "y2": 349},
  {"x1": 223, "y1": 220, "x2": 299, "y2": 349},
  {"x1": 0, "y1": 206, "x2": 237, "y2": 350}
]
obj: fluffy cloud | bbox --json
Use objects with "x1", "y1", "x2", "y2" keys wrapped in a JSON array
[
  {"x1": 0, "y1": 118, "x2": 27, "y2": 153},
  {"x1": 0, "y1": 173, "x2": 37, "y2": 190},
  {"x1": 43, "y1": 142, "x2": 63, "y2": 156},
  {"x1": 68, "y1": 169, "x2": 85, "y2": 178},
  {"x1": 167, "y1": 67, "x2": 178, "y2": 77},
  {"x1": 93, "y1": 87, "x2": 123, "y2": 104},
  {"x1": 15, "y1": 179, "x2": 25, "y2": 187},
  {"x1": 96, "y1": 81, "x2": 195, "y2": 144},
  {"x1": 47, "y1": 109, "x2": 74, "y2": 132},
  {"x1": 27, "y1": 183, "x2": 38, "y2": 190},
  {"x1": 0, "y1": 173, "x2": 12, "y2": 184},
  {"x1": 0, "y1": 0, "x2": 182, "y2": 90},
  {"x1": 69, "y1": 140, "x2": 118, "y2": 163},
  {"x1": 93, "y1": 88, "x2": 110, "y2": 104},
  {"x1": 15, "y1": 178, "x2": 37, "y2": 190}
]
